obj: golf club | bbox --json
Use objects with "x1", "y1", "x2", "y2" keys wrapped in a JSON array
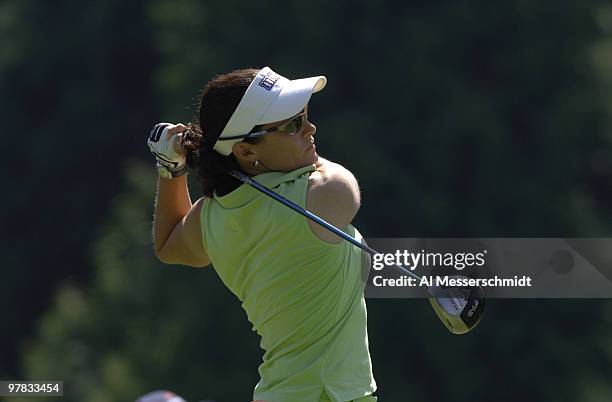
[{"x1": 228, "y1": 169, "x2": 485, "y2": 334}]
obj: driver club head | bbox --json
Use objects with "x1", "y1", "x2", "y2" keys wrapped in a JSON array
[{"x1": 426, "y1": 276, "x2": 485, "y2": 335}]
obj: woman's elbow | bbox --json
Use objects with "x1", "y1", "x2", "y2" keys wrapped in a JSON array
[
  {"x1": 154, "y1": 246, "x2": 211, "y2": 268},
  {"x1": 154, "y1": 246, "x2": 173, "y2": 265}
]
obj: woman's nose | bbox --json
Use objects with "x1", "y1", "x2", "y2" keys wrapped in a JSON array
[{"x1": 302, "y1": 120, "x2": 316, "y2": 137}]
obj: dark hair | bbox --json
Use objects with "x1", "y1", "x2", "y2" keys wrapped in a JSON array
[{"x1": 182, "y1": 68, "x2": 261, "y2": 197}]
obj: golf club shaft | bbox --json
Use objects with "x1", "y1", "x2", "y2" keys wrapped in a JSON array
[{"x1": 229, "y1": 170, "x2": 422, "y2": 282}]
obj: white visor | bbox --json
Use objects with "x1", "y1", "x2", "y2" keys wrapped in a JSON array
[{"x1": 213, "y1": 66, "x2": 326, "y2": 156}]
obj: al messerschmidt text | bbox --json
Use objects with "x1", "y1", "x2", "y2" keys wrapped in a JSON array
[{"x1": 372, "y1": 275, "x2": 532, "y2": 287}]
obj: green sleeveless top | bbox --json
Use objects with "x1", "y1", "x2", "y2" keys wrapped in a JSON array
[{"x1": 200, "y1": 165, "x2": 376, "y2": 402}]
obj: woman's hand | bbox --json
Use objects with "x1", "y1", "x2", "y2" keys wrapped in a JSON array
[{"x1": 147, "y1": 123, "x2": 188, "y2": 178}]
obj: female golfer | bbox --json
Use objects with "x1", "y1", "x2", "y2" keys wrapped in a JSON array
[{"x1": 147, "y1": 67, "x2": 377, "y2": 402}]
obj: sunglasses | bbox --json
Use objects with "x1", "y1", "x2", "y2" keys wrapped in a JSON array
[{"x1": 220, "y1": 110, "x2": 308, "y2": 141}]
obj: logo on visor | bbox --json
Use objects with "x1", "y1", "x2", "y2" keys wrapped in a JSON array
[{"x1": 258, "y1": 72, "x2": 280, "y2": 91}]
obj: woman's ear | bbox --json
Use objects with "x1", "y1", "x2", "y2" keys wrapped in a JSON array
[{"x1": 232, "y1": 141, "x2": 257, "y2": 162}]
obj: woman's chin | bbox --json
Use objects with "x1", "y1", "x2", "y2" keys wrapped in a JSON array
[{"x1": 295, "y1": 154, "x2": 318, "y2": 170}]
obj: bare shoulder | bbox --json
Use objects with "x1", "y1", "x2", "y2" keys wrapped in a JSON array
[
  {"x1": 181, "y1": 197, "x2": 211, "y2": 267},
  {"x1": 189, "y1": 196, "x2": 207, "y2": 215},
  {"x1": 157, "y1": 197, "x2": 211, "y2": 268},
  {"x1": 183, "y1": 197, "x2": 207, "y2": 249},
  {"x1": 306, "y1": 161, "x2": 361, "y2": 244}
]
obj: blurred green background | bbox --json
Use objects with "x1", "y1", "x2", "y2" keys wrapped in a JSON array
[{"x1": 2, "y1": 0, "x2": 612, "y2": 401}]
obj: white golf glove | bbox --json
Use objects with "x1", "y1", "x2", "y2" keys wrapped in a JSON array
[{"x1": 147, "y1": 123, "x2": 187, "y2": 178}]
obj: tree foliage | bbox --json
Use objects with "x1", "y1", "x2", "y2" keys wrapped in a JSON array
[
  {"x1": 8, "y1": 162, "x2": 260, "y2": 402},
  {"x1": 3, "y1": 0, "x2": 612, "y2": 400}
]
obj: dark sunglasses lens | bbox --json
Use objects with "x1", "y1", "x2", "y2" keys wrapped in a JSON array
[{"x1": 287, "y1": 115, "x2": 304, "y2": 135}]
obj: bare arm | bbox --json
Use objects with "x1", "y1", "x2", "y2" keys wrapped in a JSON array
[
  {"x1": 306, "y1": 157, "x2": 361, "y2": 243},
  {"x1": 153, "y1": 175, "x2": 211, "y2": 268},
  {"x1": 153, "y1": 175, "x2": 191, "y2": 254},
  {"x1": 150, "y1": 122, "x2": 211, "y2": 268}
]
